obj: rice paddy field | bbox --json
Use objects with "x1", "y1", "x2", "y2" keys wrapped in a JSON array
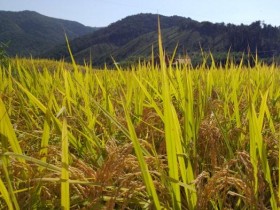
[{"x1": 1, "y1": 31, "x2": 280, "y2": 209}]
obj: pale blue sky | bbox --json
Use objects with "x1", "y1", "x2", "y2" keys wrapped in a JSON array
[{"x1": 0, "y1": 0, "x2": 279, "y2": 27}]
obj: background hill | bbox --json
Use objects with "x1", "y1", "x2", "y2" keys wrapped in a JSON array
[
  {"x1": 2, "y1": 11, "x2": 280, "y2": 66},
  {"x1": 42, "y1": 13, "x2": 280, "y2": 67},
  {"x1": 0, "y1": 10, "x2": 98, "y2": 56},
  {"x1": 42, "y1": 14, "x2": 190, "y2": 64}
]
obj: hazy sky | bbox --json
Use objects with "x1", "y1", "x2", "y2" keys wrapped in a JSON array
[{"x1": 1, "y1": 0, "x2": 280, "y2": 27}]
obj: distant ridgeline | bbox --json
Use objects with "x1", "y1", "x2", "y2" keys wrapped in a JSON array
[
  {"x1": 42, "y1": 14, "x2": 280, "y2": 67},
  {"x1": 1, "y1": 11, "x2": 280, "y2": 66},
  {"x1": 0, "y1": 10, "x2": 98, "y2": 57}
]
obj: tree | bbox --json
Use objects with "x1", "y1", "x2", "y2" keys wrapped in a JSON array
[{"x1": 0, "y1": 42, "x2": 9, "y2": 68}]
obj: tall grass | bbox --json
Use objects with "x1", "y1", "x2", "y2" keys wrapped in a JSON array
[{"x1": 0, "y1": 26, "x2": 280, "y2": 209}]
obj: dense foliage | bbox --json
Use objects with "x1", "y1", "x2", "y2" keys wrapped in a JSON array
[
  {"x1": 0, "y1": 42, "x2": 9, "y2": 68},
  {"x1": 42, "y1": 14, "x2": 280, "y2": 67}
]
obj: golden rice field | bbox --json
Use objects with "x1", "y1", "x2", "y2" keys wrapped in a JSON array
[
  {"x1": 1, "y1": 55, "x2": 280, "y2": 210},
  {"x1": 1, "y1": 28, "x2": 280, "y2": 209}
]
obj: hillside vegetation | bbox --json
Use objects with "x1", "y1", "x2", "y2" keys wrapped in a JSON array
[
  {"x1": 2, "y1": 11, "x2": 280, "y2": 67},
  {"x1": 0, "y1": 10, "x2": 98, "y2": 56},
  {"x1": 42, "y1": 13, "x2": 280, "y2": 66}
]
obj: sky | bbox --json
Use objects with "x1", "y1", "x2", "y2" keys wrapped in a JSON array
[{"x1": 0, "y1": 0, "x2": 280, "y2": 27}]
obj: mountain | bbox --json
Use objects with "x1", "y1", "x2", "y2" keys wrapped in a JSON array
[
  {"x1": 0, "y1": 10, "x2": 98, "y2": 56},
  {"x1": 2, "y1": 11, "x2": 279, "y2": 66},
  {"x1": 42, "y1": 13, "x2": 280, "y2": 66},
  {"x1": 42, "y1": 14, "x2": 190, "y2": 63}
]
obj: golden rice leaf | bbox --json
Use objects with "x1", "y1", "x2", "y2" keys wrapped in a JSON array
[
  {"x1": 158, "y1": 16, "x2": 185, "y2": 209},
  {"x1": 13, "y1": 80, "x2": 47, "y2": 113},
  {"x1": 1, "y1": 155, "x2": 20, "y2": 210},
  {"x1": 0, "y1": 177, "x2": 14, "y2": 210},
  {"x1": 0, "y1": 97, "x2": 23, "y2": 156},
  {"x1": 40, "y1": 103, "x2": 53, "y2": 164},
  {"x1": 3, "y1": 152, "x2": 61, "y2": 172},
  {"x1": 249, "y1": 90, "x2": 277, "y2": 209},
  {"x1": 61, "y1": 117, "x2": 70, "y2": 210},
  {"x1": 123, "y1": 103, "x2": 161, "y2": 209}
]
